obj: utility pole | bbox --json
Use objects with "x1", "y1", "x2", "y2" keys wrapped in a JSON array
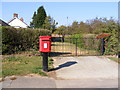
[
  {"x1": 67, "y1": 17, "x2": 68, "y2": 34},
  {"x1": 67, "y1": 17, "x2": 68, "y2": 26}
]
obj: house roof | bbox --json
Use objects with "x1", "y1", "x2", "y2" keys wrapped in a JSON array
[
  {"x1": 0, "y1": 19, "x2": 10, "y2": 26},
  {"x1": 8, "y1": 18, "x2": 16, "y2": 24},
  {"x1": 8, "y1": 17, "x2": 28, "y2": 26}
]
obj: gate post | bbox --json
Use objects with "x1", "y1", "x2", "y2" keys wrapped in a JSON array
[
  {"x1": 101, "y1": 38, "x2": 105, "y2": 55},
  {"x1": 75, "y1": 38, "x2": 77, "y2": 56}
]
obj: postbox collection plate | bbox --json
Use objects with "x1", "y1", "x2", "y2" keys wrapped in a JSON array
[{"x1": 39, "y1": 36, "x2": 51, "y2": 52}]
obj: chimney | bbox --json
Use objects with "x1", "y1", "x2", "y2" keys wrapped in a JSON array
[
  {"x1": 20, "y1": 18, "x2": 24, "y2": 22},
  {"x1": 13, "y1": 13, "x2": 18, "y2": 18}
]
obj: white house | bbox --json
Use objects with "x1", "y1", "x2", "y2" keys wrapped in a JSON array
[{"x1": 8, "y1": 13, "x2": 28, "y2": 28}]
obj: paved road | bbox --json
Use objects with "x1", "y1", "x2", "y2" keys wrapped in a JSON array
[
  {"x1": 1, "y1": 56, "x2": 118, "y2": 88},
  {"x1": 2, "y1": 76, "x2": 56, "y2": 88},
  {"x1": 1, "y1": 76, "x2": 118, "y2": 88}
]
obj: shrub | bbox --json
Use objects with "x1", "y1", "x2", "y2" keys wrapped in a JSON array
[
  {"x1": 2, "y1": 27, "x2": 51, "y2": 54},
  {"x1": 66, "y1": 34, "x2": 82, "y2": 46},
  {"x1": 66, "y1": 34, "x2": 101, "y2": 54},
  {"x1": 104, "y1": 21, "x2": 118, "y2": 55}
]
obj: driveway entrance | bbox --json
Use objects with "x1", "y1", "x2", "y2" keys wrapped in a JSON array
[
  {"x1": 52, "y1": 56, "x2": 118, "y2": 79},
  {"x1": 49, "y1": 37, "x2": 118, "y2": 88}
]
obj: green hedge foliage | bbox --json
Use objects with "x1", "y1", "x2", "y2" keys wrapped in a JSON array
[
  {"x1": 1, "y1": 27, "x2": 51, "y2": 54},
  {"x1": 66, "y1": 34, "x2": 102, "y2": 54}
]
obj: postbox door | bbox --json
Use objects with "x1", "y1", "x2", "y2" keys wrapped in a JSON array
[
  {"x1": 41, "y1": 40, "x2": 51, "y2": 52},
  {"x1": 39, "y1": 36, "x2": 51, "y2": 52}
]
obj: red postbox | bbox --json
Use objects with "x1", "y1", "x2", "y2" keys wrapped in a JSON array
[{"x1": 39, "y1": 36, "x2": 51, "y2": 52}]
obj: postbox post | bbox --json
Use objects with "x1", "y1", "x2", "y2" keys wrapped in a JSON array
[
  {"x1": 42, "y1": 52, "x2": 48, "y2": 72},
  {"x1": 39, "y1": 36, "x2": 51, "y2": 72}
]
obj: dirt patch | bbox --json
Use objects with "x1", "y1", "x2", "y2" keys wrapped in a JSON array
[
  {"x1": 0, "y1": 78, "x2": 5, "y2": 82},
  {"x1": 47, "y1": 70, "x2": 57, "y2": 79},
  {"x1": 10, "y1": 76, "x2": 17, "y2": 80}
]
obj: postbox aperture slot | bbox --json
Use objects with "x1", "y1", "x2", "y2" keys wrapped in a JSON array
[{"x1": 42, "y1": 40, "x2": 50, "y2": 41}]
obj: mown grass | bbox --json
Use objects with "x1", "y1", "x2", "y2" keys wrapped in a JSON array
[
  {"x1": 108, "y1": 57, "x2": 119, "y2": 63},
  {"x1": 2, "y1": 55, "x2": 53, "y2": 78},
  {"x1": 109, "y1": 57, "x2": 120, "y2": 63}
]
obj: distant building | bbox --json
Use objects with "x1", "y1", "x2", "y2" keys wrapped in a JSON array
[
  {"x1": 0, "y1": 19, "x2": 10, "y2": 26},
  {"x1": 8, "y1": 13, "x2": 28, "y2": 28}
]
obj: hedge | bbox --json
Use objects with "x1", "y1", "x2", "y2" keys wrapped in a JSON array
[
  {"x1": 1, "y1": 27, "x2": 51, "y2": 54},
  {"x1": 66, "y1": 34, "x2": 102, "y2": 54}
]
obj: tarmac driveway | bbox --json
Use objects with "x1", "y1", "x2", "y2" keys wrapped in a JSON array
[
  {"x1": 53, "y1": 56, "x2": 118, "y2": 79},
  {"x1": 53, "y1": 56, "x2": 118, "y2": 88}
]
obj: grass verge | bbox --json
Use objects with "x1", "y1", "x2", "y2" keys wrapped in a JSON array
[
  {"x1": 108, "y1": 57, "x2": 119, "y2": 63},
  {"x1": 2, "y1": 54, "x2": 53, "y2": 78}
]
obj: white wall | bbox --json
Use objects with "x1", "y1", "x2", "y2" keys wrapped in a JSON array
[{"x1": 8, "y1": 18, "x2": 28, "y2": 28}]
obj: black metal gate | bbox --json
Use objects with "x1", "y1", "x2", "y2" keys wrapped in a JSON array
[{"x1": 50, "y1": 37, "x2": 104, "y2": 57}]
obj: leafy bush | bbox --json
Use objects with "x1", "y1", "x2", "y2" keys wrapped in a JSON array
[
  {"x1": 1, "y1": 27, "x2": 51, "y2": 54},
  {"x1": 67, "y1": 34, "x2": 100, "y2": 49},
  {"x1": 104, "y1": 20, "x2": 118, "y2": 55},
  {"x1": 67, "y1": 34, "x2": 83, "y2": 45}
]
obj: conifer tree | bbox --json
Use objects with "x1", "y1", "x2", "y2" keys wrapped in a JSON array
[
  {"x1": 30, "y1": 6, "x2": 47, "y2": 28},
  {"x1": 43, "y1": 16, "x2": 58, "y2": 33},
  {"x1": 30, "y1": 11, "x2": 36, "y2": 28}
]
